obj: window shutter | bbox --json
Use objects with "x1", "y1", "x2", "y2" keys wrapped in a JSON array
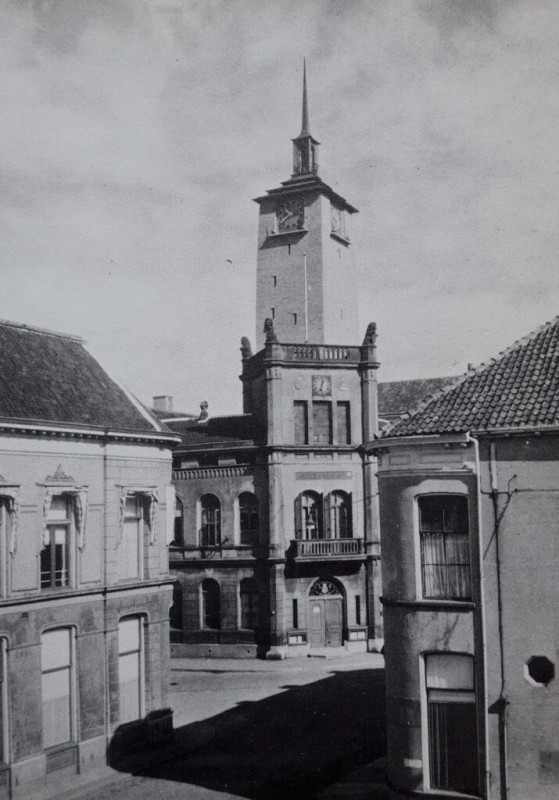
[
  {"x1": 323, "y1": 493, "x2": 331, "y2": 538},
  {"x1": 347, "y1": 492, "x2": 353, "y2": 537},
  {"x1": 294, "y1": 493, "x2": 302, "y2": 539}
]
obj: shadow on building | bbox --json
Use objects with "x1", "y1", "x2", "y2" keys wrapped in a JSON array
[{"x1": 109, "y1": 666, "x2": 386, "y2": 800}]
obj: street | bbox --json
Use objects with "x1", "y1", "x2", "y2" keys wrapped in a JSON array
[{"x1": 67, "y1": 653, "x2": 386, "y2": 800}]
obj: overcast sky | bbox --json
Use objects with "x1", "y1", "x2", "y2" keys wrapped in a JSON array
[{"x1": 2, "y1": 0, "x2": 558, "y2": 416}]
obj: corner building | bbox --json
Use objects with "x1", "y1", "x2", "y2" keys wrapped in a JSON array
[
  {"x1": 368, "y1": 317, "x2": 559, "y2": 799},
  {"x1": 168, "y1": 71, "x2": 383, "y2": 658},
  {"x1": 0, "y1": 320, "x2": 178, "y2": 799}
]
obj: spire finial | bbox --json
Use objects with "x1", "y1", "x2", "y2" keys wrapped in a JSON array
[{"x1": 300, "y1": 58, "x2": 310, "y2": 137}]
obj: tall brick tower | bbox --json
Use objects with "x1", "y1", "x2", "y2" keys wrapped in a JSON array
[{"x1": 254, "y1": 62, "x2": 360, "y2": 349}]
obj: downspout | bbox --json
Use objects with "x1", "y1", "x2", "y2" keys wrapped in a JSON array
[
  {"x1": 489, "y1": 441, "x2": 509, "y2": 800},
  {"x1": 102, "y1": 430, "x2": 110, "y2": 746},
  {"x1": 465, "y1": 432, "x2": 491, "y2": 800}
]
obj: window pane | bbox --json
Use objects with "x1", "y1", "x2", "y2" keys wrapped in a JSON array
[
  {"x1": 42, "y1": 629, "x2": 71, "y2": 671},
  {"x1": 426, "y1": 654, "x2": 474, "y2": 690},
  {"x1": 118, "y1": 617, "x2": 141, "y2": 654},
  {"x1": 119, "y1": 652, "x2": 140, "y2": 723},
  {"x1": 294, "y1": 401, "x2": 308, "y2": 445},
  {"x1": 42, "y1": 668, "x2": 71, "y2": 747},
  {"x1": 419, "y1": 496, "x2": 470, "y2": 600},
  {"x1": 312, "y1": 402, "x2": 332, "y2": 444},
  {"x1": 125, "y1": 496, "x2": 138, "y2": 516},
  {"x1": 429, "y1": 700, "x2": 479, "y2": 794},
  {"x1": 336, "y1": 402, "x2": 351, "y2": 445},
  {"x1": 202, "y1": 580, "x2": 220, "y2": 629},
  {"x1": 119, "y1": 519, "x2": 140, "y2": 579}
]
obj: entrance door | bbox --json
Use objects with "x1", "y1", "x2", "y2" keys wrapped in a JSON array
[
  {"x1": 325, "y1": 599, "x2": 343, "y2": 646},
  {"x1": 309, "y1": 601, "x2": 324, "y2": 647},
  {"x1": 308, "y1": 580, "x2": 344, "y2": 648}
]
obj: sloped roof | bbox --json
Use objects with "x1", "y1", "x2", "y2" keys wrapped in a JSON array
[
  {"x1": 167, "y1": 414, "x2": 258, "y2": 449},
  {"x1": 0, "y1": 319, "x2": 167, "y2": 434},
  {"x1": 384, "y1": 316, "x2": 559, "y2": 437},
  {"x1": 378, "y1": 377, "x2": 456, "y2": 418}
]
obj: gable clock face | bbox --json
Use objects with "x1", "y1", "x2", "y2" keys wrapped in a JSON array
[
  {"x1": 312, "y1": 375, "x2": 332, "y2": 397},
  {"x1": 277, "y1": 195, "x2": 304, "y2": 232}
]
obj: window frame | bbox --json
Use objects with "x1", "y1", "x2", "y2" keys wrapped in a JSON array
[
  {"x1": 199, "y1": 494, "x2": 221, "y2": 548},
  {"x1": 239, "y1": 578, "x2": 259, "y2": 630},
  {"x1": 118, "y1": 495, "x2": 144, "y2": 582},
  {"x1": 41, "y1": 495, "x2": 73, "y2": 591},
  {"x1": 311, "y1": 400, "x2": 333, "y2": 445},
  {"x1": 40, "y1": 627, "x2": 76, "y2": 750},
  {"x1": 416, "y1": 493, "x2": 472, "y2": 601},
  {"x1": 238, "y1": 492, "x2": 259, "y2": 546},
  {"x1": 336, "y1": 401, "x2": 351, "y2": 445},
  {"x1": 421, "y1": 652, "x2": 479, "y2": 795},
  {"x1": 293, "y1": 400, "x2": 309, "y2": 445},
  {"x1": 295, "y1": 491, "x2": 323, "y2": 540},
  {"x1": 117, "y1": 616, "x2": 145, "y2": 724},
  {"x1": 201, "y1": 579, "x2": 220, "y2": 630},
  {"x1": 325, "y1": 490, "x2": 352, "y2": 539}
]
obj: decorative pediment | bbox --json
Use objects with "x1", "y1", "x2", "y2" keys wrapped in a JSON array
[{"x1": 45, "y1": 464, "x2": 75, "y2": 483}]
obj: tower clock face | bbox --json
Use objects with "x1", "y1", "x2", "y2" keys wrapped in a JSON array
[
  {"x1": 312, "y1": 375, "x2": 332, "y2": 397},
  {"x1": 277, "y1": 196, "x2": 304, "y2": 232}
]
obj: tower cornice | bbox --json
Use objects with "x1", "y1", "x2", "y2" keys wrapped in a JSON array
[{"x1": 253, "y1": 174, "x2": 358, "y2": 214}]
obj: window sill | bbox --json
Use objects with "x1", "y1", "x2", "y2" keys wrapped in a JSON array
[
  {"x1": 330, "y1": 231, "x2": 350, "y2": 245},
  {"x1": 380, "y1": 597, "x2": 475, "y2": 611}
]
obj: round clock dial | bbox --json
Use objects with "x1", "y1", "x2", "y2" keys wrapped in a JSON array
[
  {"x1": 312, "y1": 375, "x2": 332, "y2": 397},
  {"x1": 277, "y1": 196, "x2": 304, "y2": 232}
]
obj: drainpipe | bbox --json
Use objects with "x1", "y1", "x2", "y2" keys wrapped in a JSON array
[
  {"x1": 465, "y1": 432, "x2": 491, "y2": 800},
  {"x1": 489, "y1": 441, "x2": 509, "y2": 800}
]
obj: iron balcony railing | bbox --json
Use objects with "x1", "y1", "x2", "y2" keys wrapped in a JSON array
[{"x1": 293, "y1": 538, "x2": 363, "y2": 558}]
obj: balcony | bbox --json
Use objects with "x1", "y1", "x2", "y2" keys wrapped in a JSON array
[{"x1": 290, "y1": 538, "x2": 364, "y2": 560}]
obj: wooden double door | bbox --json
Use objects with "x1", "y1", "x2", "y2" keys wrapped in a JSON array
[{"x1": 308, "y1": 597, "x2": 343, "y2": 647}]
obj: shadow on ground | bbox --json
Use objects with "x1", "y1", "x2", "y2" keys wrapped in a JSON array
[{"x1": 110, "y1": 666, "x2": 386, "y2": 800}]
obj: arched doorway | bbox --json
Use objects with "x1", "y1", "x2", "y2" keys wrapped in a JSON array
[{"x1": 308, "y1": 579, "x2": 344, "y2": 648}]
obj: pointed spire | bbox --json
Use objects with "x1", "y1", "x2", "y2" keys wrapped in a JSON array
[{"x1": 299, "y1": 58, "x2": 310, "y2": 137}]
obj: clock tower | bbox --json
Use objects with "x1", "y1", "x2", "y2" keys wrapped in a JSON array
[{"x1": 254, "y1": 63, "x2": 360, "y2": 349}]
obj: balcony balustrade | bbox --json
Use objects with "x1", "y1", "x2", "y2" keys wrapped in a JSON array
[{"x1": 292, "y1": 538, "x2": 363, "y2": 559}]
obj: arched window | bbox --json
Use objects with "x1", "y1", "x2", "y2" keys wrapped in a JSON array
[
  {"x1": 169, "y1": 580, "x2": 183, "y2": 631},
  {"x1": 295, "y1": 491, "x2": 323, "y2": 540},
  {"x1": 173, "y1": 497, "x2": 184, "y2": 546},
  {"x1": 240, "y1": 578, "x2": 259, "y2": 630},
  {"x1": 326, "y1": 491, "x2": 352, "y2": 539},
  {"x1": 201, "y1": 579, "x2": 220, "y2": 630},
  {"x1": 239, "y1": 493, "x2": 259, "y2": 545},
  {"x1": 200, "y1": 495, "x2": 220, "y2": 547}
]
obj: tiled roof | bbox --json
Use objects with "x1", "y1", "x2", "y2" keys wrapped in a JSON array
[
  {"x1": 0, "y1": 319, "x2": 166, "y2": 434},
  {"x1": 167, "y1": 414, "x2": 258, "y2": 449},
  {"x1": 384, "y1": 316, "x2": 559, "y2": 437},
  {"x1": 378, "y1": 377, "x2": 456, "y2": 418}
]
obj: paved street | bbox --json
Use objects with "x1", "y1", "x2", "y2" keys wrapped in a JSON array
[{"x1": 63, "y1": 652, "x2": 386, "y2": 800}]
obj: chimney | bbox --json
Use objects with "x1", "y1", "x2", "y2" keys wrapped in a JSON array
[{"x1": 153, "y1": 395, "x2": 173, "y2": 413}]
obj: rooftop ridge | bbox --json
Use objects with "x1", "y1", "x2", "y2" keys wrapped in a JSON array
[
  {"x1": 382, "y1": 315, "x2": 559, "y2": 438},
  {"x1": 0, "y1": 318, "x2": 84, "y2": 343}
]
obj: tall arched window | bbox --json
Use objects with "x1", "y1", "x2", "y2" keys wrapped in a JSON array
[
  {"x1": 200, "y1": 495, "x2": 220, "y2": 547},
  {"x1": 326, "y1": 491, "x2": 352, "y2": 539},
  {"x1": 239, "y1": 493, "x2": 259, "y2": 545},
  {"x1": 201, "y1": 579, "x2": 220, "y2": 630},
  {"x1": 295, "y1": 491, "x2": 323, "y2": 540},
  {"x1": 240, "y1": 578, "x2": 259, "y2": 630},
  {"x1": 41, "y1": 628, "x2": 74, "y2": 747},
  {"x1": 173, "y1": 497, "x2": 184, "y2": 546}
]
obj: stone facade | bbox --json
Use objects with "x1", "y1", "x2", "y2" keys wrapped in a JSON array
[{"x1": 0, "y1": 321, "x2": 178, "y2": 799}]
